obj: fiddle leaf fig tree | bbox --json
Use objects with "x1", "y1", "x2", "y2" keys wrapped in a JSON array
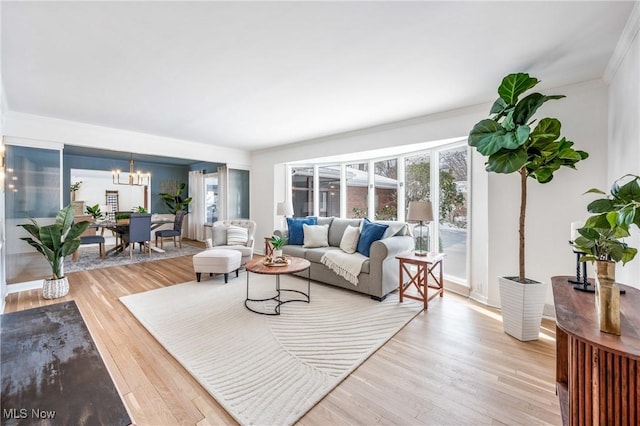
[{"x1": 469, "y1": 73, "x2": 589, "y2": 282}]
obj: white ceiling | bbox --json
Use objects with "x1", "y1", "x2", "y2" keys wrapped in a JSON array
[{"x1": 2, "y1": 1, "x2": 635, "y2": 152}]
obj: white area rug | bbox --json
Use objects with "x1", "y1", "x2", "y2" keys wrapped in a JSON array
[{"x1": 120, "y1": 274, "x2": 422, "y2": 426}]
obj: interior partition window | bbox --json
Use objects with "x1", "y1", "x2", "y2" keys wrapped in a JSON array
[
  {"x1": 5, "y1": 145, "x2": 61, "y2": 284},
  {"x1": 228, "y1": 169, "x2": 250, "y2": 219},
  {"x1": 374, "y1": 159, "x2": 398, "y2": 220}
]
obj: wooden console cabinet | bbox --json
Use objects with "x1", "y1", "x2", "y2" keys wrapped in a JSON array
[{"x1": 551, "y1": 276, "x2": 640, "y2": 425}]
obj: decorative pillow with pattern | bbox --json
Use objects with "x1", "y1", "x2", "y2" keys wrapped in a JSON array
[{"x1": 226, "y1": 225, "x2": 248, "y2": 246}]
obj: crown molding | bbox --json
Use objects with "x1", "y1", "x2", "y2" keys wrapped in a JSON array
[{"x1": 604, "y1": 2, "x2": 640, "y2": 83}]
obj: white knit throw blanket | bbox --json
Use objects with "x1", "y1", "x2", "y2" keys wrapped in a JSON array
[{"x1": 321, "y1": 250, "x2": 368, "y2": 286}]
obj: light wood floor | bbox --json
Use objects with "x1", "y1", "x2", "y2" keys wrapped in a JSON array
[{"x1": 4, "y1": 254, "x2": 561, "y2": 425}]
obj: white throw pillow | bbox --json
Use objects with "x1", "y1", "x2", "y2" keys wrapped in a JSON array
[
  {"x1": 340, "y1": 225, "x2": 360, "y2": 254},
  {"x1": 205, "y1": 238, "x2": 213, "y2": 249},
  {"x1": 303, "y1": 224, "x2": 329, "y2": 248},
  {"x1": 226, "y1": 225, "x2": 249, "y2": 246},
  {"x1": 213, "y1": 224, "x2": 228, "y2": 246}
]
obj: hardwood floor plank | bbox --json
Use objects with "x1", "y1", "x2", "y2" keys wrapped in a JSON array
[{"x1": 3, "y1": 253, "x2": 561, "y2": 425}]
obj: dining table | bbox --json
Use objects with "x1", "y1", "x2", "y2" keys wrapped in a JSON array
[{"x1": 96, "y1": 217, "x2": 175, "y2": 255}]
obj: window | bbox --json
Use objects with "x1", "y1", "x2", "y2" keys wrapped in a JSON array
[
  {"x1": 292, "y1": 166, "x2": 314, "y2": 217},
  {"x1": 405, "y1": 152, "x2": 431, "y2": 206},
  {"x1": 318, "y1": 165, "x2": 340, "y2": 217},
  {"x1": 438, "y1": 146, "x2": 468, "y2": 281},
  {"x1": 286, "y1": 141, "x2": 469, "y2": 284},
  {"x1": 374, "y1": 159, "x2": 397, "y2": 220},
  {"x1": 346, "y1": 163, "x2": 368, "y2": 218},
  {"x1": 205, "y1": 173, "x2": 218, "y2": 223}
]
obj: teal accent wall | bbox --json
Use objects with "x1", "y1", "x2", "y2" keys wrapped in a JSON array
[{"x1": 63, "y1": 154, "x2": 190, "y2": 214}]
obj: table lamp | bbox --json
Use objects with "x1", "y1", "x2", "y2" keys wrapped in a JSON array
[
  {"x1": 276, "y1": 200, "x2": 294, "y2": 229},
  {"x1": 407, "y1": 200, "x2": 433, "y2": 256}
]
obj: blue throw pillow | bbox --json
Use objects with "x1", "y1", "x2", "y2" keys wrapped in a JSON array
[
  {"x1": 356, "y1": 218, "x2": 389, "y2": 257},
  {"x1": 286, "y1": 217, "x2": 318, "y2": 245}
]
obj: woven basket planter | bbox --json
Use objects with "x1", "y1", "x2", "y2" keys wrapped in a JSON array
[{"x1": 43, "y1": 277, "x2": 69, "y2": 299}]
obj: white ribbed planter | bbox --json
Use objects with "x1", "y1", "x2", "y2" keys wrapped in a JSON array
[
  {"x1": 499, "y1": 276, "x2": 546, "y2": 341},
  {"x1": 42, "y1": 277, "x2": 69, "y2": 299}
]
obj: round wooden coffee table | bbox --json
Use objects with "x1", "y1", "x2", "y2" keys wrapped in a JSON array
[{"x1": 244, "y1": 256, "x2": 311, "y2": 315}]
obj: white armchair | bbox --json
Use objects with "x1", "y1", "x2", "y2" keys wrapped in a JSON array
[{"x1": 207, "y1": 219, "x2": 256, "y2": 264}]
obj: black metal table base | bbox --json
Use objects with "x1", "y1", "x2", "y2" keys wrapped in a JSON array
[
  {"x1": 567, "y1": 247, "x2": 626, "y2": 294},
  {"x1": 245, "y1": 270, "x2": 311, "y2": 315}
]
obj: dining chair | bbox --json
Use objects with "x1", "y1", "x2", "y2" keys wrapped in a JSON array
[
  {"x1": 155, "y1": 210, "x2": 186, "y2": 249},
  {"x1": 72, "y1": 235, "x2": 106, "y2": 260},
  {"x1": 123, "y1": 213, "x2": 152, "y2": 258},
  {"x1": 71, "y1": 215, "x2": 105, "y2": 260}
]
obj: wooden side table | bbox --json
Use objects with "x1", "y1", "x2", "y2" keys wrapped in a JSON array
[
  {"x1": 264, "y1": 237, "x2": 275, "y2": 256},
  {"x1": 396, "y1": 252, "x2": 446, "y2": 310}
]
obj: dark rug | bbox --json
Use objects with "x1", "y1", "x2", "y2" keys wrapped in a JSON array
[
  {"x1": 65, "y1": 241, "x2": 202, "y2": 274},
  {"x1": 1, "y1": 301, "x2": 131, "y2": 426}
]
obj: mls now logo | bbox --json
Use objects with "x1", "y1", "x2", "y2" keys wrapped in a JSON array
[
  {"x1": 3, "y1": 409, "x2": 27, "y2": 419},
  {"x1": 3, "y1": 408, "x2": 56, "y2": 419}
]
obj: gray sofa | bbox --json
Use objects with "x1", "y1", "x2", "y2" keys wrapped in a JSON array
[{"x1": 274, "y1": 217, "x2": 414, "y2": 300}]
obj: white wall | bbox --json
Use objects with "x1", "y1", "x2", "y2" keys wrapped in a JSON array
[
  {"x1": 251, "y1": 79, "x2": 610, "y2": 309},
  {"x1": 606, "y1": 3, "x2": 640, "y2": 289},
  {"x1": 71, "y1": 169, "x2": 148, "y2": 213},
  {"x1": 4, "y1": 111, "x2": 252, "y2": 169}
]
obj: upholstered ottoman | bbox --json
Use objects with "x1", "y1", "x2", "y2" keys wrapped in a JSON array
[{"x1": 192, "y1": 249, "x2": 241, "y2": 283}]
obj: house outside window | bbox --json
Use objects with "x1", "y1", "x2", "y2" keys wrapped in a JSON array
[{"x1": 346, "y1": 163, "x2": 368, "y2": 218}]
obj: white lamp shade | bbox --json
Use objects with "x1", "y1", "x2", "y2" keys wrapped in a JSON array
[
  {"x1": 407, "y1": 200, "x2": 434, "y2": 222},
  {"x1": 570, "y1": 221, "x2": 583, "y2": 241},
  {"x1": 277, "y1": 201, "x2": 294, "y2": 216}
]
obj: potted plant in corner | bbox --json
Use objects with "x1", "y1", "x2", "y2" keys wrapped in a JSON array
[
  {"x1": 468, "y1": 73, "x2": 589, "y2": 341},
  {"x1": 572, "y1": 174, "x2": 640, "y2": 335},
  {"x1": 159, "y1": 182, "x2": 192, "y2": 214},
  {"x1": 18, "y1": 204, "x2": 91, "y2": 299}
]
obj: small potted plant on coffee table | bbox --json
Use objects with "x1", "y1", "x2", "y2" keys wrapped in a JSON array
[{"x1": 270, "y1": 235, "x2": 287, "y2": 258}]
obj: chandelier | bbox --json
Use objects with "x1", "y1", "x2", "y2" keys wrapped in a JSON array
[{"x1": 112, "y1": 154, "x2": 150, "y2": 186}]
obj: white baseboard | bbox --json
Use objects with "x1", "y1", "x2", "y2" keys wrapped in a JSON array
[
  {"x1": 469, "y1": 290, "x2": 488, "y2": 305},
  {"x1": 444, "y1": 280, "x2": 470, "y2": 297},
  {"x1": 7, "y1": 280, "x2": 43, "y2": 294},
  {"x1": 543, "y1": 303, "x2": 556, "y2": 319}
]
